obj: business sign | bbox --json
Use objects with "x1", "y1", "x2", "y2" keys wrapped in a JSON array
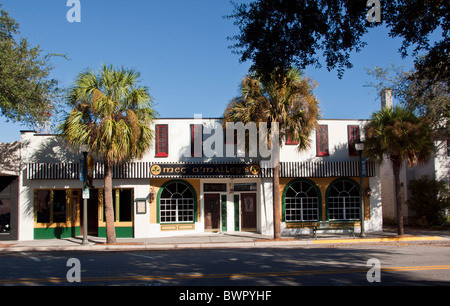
[{"x1": 150, "y1": 163, "x2": 261, "y2": 178}]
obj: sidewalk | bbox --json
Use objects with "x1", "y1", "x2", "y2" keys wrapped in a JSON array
[{"x1": 1, "y1": 226, "x2": 449, "y2": 252}]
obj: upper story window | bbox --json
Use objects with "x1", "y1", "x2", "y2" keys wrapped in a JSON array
[
  {"x1": 191, "y1": 124, "x2": 203, "y2": 157},
  {"x1": 155, "y1": 125, "x2": 168, "y2": 157},
  {"x1": 224, "y1": 127, "x2": 237, "y2": 144},
  {"x1": 348, "y1": 125, "x2": 360, "y2": 156},
  {"x1": 285, "y1": 133, "x2": 299, "y2": 145},
  {"x1": 316, "y1": 125, "x2": 329, "y2": 156}
]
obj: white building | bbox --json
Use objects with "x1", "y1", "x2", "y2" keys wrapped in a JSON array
[{"x1": 1, "y1": 115, "x2": 385, "y2": 241}]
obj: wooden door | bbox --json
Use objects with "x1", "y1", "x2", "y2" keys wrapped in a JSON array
[
  {"x1": 204, "y1": 194, "x2": 220, "y2": 231},
  {"x1": 241, "y1": 193, "x2": 257, "y2": 231}
]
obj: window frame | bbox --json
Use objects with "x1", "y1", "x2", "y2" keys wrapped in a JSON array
[
  {"x1": 316, "y1": 125, "x2": 329, "y2": 157},
  {"x1": 34, "y1": 189, "x2": 79, "y2": 224},
  {"x1": 348, "y1": 125, "x2": 360, "y2": 156},
  {"x1": 158, "y1": 180, "x2": 197, "y2": 224},
  {"x1": 282, "y1": 179, "x2": 321, "y2": 223},
  {"x1": 155, "y1": 124, "x2": 169, "y2": 158},
  {"x1": 326, "y1": 178, "x2": 361, "y2": 221},
  {"x1": 285, "y1": 133, "x2": 299, "y2": 145},
  {"x1": 112, "y1": 188, "x2": 134, "y2": 222},
  {"x1": 190, "y1": 124, "x2": 203, "y2": 157}
]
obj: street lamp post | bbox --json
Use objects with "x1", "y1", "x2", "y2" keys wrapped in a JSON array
[
  {"x1": 355, "y1": 140, "x2": 366, "y2": 238},
  {"x1": 81, "y1": 144, "x2": 89, "y2": 245}
]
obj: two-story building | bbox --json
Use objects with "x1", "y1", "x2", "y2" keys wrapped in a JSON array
[{"x1": 0, "y1": 115, "x2": 385, "y2": 241}]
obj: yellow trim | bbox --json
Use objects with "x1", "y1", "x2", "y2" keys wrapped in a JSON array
[
  {"x1": 178, "y1": 224, "x2": 195, "y2": 230},
  {"x1": 160, "y1": 224, "x2": 195, "y2": 231},
  {"x1": 34, "y1": 189, "x2": 82, "y2": 227},
  {"x1": 98, "y1": 221, "x2": 133, "y2": 227}
]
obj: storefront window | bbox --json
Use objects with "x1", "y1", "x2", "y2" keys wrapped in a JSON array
[
  {"x1": 35, "y1": 190, "x2": 68, "y2": 223},
  {"x1": 117, "y1": 189, "x2": 133, "y2": 222},
  {"x1": 327, "y1": 179, "x2": 361, "y2": 220},
  {"x1": 0, "y1": 199, "x2": 11, "y2": 233},
  {"x1": 160, "y1": 181, "x2": 195, "y2": 223},
  {"x1": 36, "y1": 190, "x2": 51, "y2": 223},
  {"x1": 107, "y1": 189, "x2": 134, "y2": 222},
  {"x1": 284, "y1": 180, "x2": 320, "y2": 222},
  {"x1": 53, "y1": 190, "x2": 67, "y2": 223},
  {"x1": 0, "y1": 177, "x2": 14, "y2": 233}
]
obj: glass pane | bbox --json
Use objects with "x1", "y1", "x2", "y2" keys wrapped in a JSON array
[
  {"x1": 53, "y1": 190, "x2": 67, "y2": 223},
  {"x1": 160, "y1": 182, "x2": 195, "y2": 223},
  {"x1": 37, "y1": 190, "x2": 51, "y2": 223},
  {"x1": 234, "y1": 183, "x2": 257, "y2": 191},
  {"x1": 204, "y1": 183, "x2": 227, "y2": 192},
  {"x1": 119, "y1": 189, "x2": 133, "y2": 222},
  {"x1": 0, "y1": 199, "x2": 11, "y2": 233}
]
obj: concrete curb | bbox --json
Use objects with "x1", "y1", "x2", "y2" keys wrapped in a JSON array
[
  {"x1": 311, "y1": 236, "x2": 444, "y2": 244},
  {"x1": 0, "y1": 235, "x2": 446, "y2": 253}
]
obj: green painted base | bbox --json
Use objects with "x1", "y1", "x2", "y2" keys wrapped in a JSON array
[
  {"x1": 34, "y1": 226, "x2": 133, "y2": 239},
  {"x1": 98, "y1": 227, "x2": 133, "y2": 238},
  {"x1": 34, "y1": 227, "x2": 81, "y2": 239}
]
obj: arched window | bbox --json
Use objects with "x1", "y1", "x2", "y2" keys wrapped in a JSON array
[
  {"x1": 327, "y1": 179, "x2": 360, "y2": 221},
  {"x1": 283, "y1": 179, "x2": 320, "y2": 222},
  {"x1": 159, "y1": 181, "x2": 196, "y2": 223}
]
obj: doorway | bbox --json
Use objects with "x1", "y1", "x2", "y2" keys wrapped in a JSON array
[
  {"x1": 81, "y1": 189, "x2": 99, "y2": 236},
  {"x1": 204, "y1": 194, "x2": 220, "y2": 231},
  {"x1": 241, "y1": 193, "x2": 257, "y2": 231}
]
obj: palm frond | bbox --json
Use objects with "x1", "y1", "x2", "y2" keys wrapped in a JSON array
[
  {"x1": 364, "y1": 105, "x2": 434, "y2": 167},
  {"x1": 59, "y1": 64, "x2": 156, "y2": 163},
  {"x1": 224, "y1": 67, "x2": 320, "y2": 151}
]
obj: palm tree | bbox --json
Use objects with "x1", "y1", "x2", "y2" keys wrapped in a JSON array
[
  {"x1": 364, "y1": 105, "x2": 434, "y2": 236},
  {"x1": 59, "y1": 65, "x2": 156, "y2": 244},
  {"x1": 223, "y1": 68, "x2": 320, "y2": 239}
]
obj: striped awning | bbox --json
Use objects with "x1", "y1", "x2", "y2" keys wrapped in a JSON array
[
  {"x1": 27, "y1": 160, "x2": 375, "y2": 180},
  {"x1": 27, "y1": 162, "x2": 153, "y2": 180},
  {"x1": 279, "y1": 161, "x2": 376, "y2": 178}
]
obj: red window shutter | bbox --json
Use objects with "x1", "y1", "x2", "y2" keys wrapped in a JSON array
[{"x1": 155, "y1": 125, "x2": 168, "y2": 157}]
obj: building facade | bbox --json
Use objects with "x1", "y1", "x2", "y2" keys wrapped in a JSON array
[
  {"x1": 378, "y1": 90, "x2": 450, "y2": 225},
  {"x1": 2, "y1": 117, "x2": 384, "y2": 241}
]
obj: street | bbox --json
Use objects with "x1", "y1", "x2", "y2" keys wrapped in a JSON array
[{"x1": 0, "y1": 241, "x2": 449, "y2": 288}]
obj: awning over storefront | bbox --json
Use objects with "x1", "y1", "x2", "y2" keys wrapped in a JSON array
[{"x1": 27, "y1": 160, "x2": 375, "y2": 180}]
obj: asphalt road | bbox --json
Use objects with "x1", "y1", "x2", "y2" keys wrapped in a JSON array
[{"x1": 0, "y1": 241, "x2": 449, "y2": 288}]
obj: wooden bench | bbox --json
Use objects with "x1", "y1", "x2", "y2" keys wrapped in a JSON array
[{"x1": 313, "y1": 221, "x2": 356, "y2": 239}]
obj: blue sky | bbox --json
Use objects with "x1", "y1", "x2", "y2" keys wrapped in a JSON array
[{"x1": 0, "y1": 0, "x2": 418, "y2": 142}]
